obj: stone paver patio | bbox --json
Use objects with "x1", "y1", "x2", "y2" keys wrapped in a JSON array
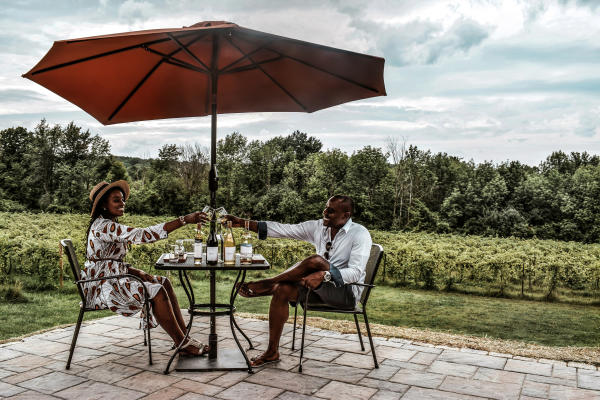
[{"x1": 1, "y1": 314, "x2": 599, "y2": 399}]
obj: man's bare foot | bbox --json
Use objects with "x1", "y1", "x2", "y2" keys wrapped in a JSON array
[
  {"x1": 250, "y1": 351, "x2": 280, "y2": 367},
  {"x1": 236, "y1": 281, "x2": 272, "y2": 297}
]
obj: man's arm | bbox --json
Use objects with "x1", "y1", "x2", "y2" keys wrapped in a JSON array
[
  {"x1": 223, "y1": 215, "x2": 319, "y2": 243},
  {"x1": 330, "y1": 229, "x2": 372, "y2": 286}
]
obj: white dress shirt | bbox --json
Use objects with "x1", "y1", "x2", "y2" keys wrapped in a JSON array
[{"x1": 265, "y1": 218, "x2": 372, "y2": 301}]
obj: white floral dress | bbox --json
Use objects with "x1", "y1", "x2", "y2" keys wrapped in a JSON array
[{"x1": 83, "y1": 216, "x2": 168, "y2": 328}]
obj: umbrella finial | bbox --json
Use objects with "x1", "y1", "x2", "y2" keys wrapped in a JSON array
[{"x1": 190, "y1": 21, "x2": 236, "y2": 28}]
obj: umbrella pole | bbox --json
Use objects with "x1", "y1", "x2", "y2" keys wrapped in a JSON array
[{"x1": 207, "y1": 34, "x2": 219, "y2": 360}]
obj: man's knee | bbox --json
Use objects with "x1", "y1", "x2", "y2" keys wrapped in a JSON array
[{"x1": 273, "y1": 283, "x2": 297, "y2": 301}]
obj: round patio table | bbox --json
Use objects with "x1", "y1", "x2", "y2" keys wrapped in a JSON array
[{"x1": 155, "y1": 253, "x2": 270, "y2": 374}]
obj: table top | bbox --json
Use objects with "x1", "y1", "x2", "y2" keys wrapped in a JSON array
[{"x1": 155, "y1": 253, "x2": 270, "y2": 271}]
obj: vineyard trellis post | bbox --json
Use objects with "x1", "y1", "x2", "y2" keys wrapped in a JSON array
[{"x1": 58, "y1": 241, "x2": 63, "y2": 289}]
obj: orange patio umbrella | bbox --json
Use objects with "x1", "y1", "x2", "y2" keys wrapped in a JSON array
[{"x1": 23, "y1": 20, "x2": 386, "y2": 209}]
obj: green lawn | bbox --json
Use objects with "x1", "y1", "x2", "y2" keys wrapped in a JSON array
[{"x1": 2, "y1": 278, "x2": 599, "y2": 347}]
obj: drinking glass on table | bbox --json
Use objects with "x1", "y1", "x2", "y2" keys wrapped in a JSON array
[
  {"x1": 182, "y1": 239, "x2": 195, "y2": 254},
  {"x1": 175, "y1": 241, "x2": 186, "y2": 262},
  {"x1": 168, "y1": 245, "x2": 178, "y2": 262}
]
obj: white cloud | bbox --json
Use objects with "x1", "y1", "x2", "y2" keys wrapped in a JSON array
[{"x1": 1, "y1": 0, "x2": 599, "y2": 165}]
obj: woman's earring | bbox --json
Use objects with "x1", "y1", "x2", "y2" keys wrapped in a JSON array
[{"x1": 102, "y1": 207, "x2": 107, "y2": 211}]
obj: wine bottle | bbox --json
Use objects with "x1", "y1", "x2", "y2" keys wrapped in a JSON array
[
  {"x1": 240, "y1": 220, "x2": 253, "y2": 265},
  {"x1": 206, "y1": 218, "x2": 218, "y2": 265},
  {"x1": 224, "y1": 220, "x2": 236, "y2": 266},
  {"x1": 194, "y1": 223, "x2": 203, "y2": 265}
]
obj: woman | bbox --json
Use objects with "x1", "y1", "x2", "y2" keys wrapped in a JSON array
[{"x1": 84, "y1": 180, "x2": 208, "y2": 355}]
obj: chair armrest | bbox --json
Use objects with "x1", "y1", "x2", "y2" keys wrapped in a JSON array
[
  {"x1": 347, "y1": 282, "x2": 375, "y2": 288},
  {"x1": 75, "y1": 274, "x2": 150, "y2": 298}
]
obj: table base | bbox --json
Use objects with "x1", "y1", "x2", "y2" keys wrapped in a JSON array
[{"x1": 175, "y1": 348, "x2": 251, "y2": 372}]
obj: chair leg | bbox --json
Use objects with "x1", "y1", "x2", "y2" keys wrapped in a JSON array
[
  {"x1": 66, "y1": 308, "x2": 85, "y2": 370},
  {"x1": 363, "y1": 311, "x2": 378, "y2": 369},
  {"x1": 353, "y1": 313, "x2": 365, "y2": 351},
  {"x1": 291, "y1": 303, "x2": 298, "y2": 351},
  {"x1": 145, "y1": 302, "x2": 152, "y2": 365},
  {"x1": 298, "y1": 291, "x2": 310, "y2": 373}
]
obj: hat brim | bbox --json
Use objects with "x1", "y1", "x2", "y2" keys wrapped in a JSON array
[{"x1": 90, "y1": 180, "x2": 130, "y2": 216}]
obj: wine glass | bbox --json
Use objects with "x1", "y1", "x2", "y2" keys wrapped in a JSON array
[
  {"x1": 202, "y1": 205, "x2": 214, "y2": 219},
  {"x1": 215, "y1": 207, "x2": 227, "y2": 224}
]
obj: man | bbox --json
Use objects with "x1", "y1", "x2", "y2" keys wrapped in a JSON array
[{"x1": 224, "y1": 195, "x2": 372, "y2": 367}]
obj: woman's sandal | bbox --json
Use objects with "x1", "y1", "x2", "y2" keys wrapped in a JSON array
[
  {"x1": 179, "y1": 338, "x2": 209, "y2": 356},
  {"x1": 250, "y1": 353, "x2": 280, "y2": 367}
]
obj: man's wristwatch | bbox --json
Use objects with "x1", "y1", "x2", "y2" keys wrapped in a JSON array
[
  {"x1": 323, "y1": 271, "x2": 331, "y2": 282},
  {"x1": 178, "y1": 216, "x2": 186, "y2": 225}
]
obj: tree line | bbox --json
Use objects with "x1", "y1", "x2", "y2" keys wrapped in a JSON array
[{"x1": 1, "y1": 120, "x2": 599, "y2": 243}]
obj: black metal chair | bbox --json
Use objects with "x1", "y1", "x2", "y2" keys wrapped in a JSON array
[
  {"x1": 291, "y1": 243, "x2": 384, "y2": 372},
  {"x1": 60, "y1": 239, "x2": 152, "y2": 369}
]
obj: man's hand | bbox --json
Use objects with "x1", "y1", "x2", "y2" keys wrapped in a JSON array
[
  {"x1": 301, "y1": 271, "x2": 326, "y2": 290},
  {"x1": 222, "y1": 214, "x2": 245, "y2": 228},
  {"x1": 184, "y1": 211, "x2": 210, "y2": 225}
]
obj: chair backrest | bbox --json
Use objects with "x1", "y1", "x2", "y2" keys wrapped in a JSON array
[
  {"x1": 359, "y1": 243, "x2": 384, "y2": 306},
  {"x1": 60, "y1": 239, "x2": 85, "y2": 303}
]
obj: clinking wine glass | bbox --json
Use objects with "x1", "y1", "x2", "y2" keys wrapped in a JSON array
[
  {"x1": 215, "y1": 207, "x2": 227, "y2": 225},
  {"x1": 202, "y1": 205, "x2": 214, "y2": 220}
]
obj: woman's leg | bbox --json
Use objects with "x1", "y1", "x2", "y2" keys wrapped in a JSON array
[
  {"x1": 150, "y1": 287, "x2": 186, "y2": 345},
  {"x1": 162, "y1": 278, "x2": 187, "y2": 332},
  {"x1": 128, "y1": 267, "x2": 187, "y2": 333}
]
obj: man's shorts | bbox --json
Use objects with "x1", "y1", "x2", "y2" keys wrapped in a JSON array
[{"x1": 295, "y1": 281, "x2": 356, "y2": 310}]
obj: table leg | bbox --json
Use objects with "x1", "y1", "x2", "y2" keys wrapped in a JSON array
[
  {"x1": 229, "y1": 269, "x2": 253, "y2": 372},
  {"x1": 230, "y1": 270, "x2": 254, "y2": 350},
  {"x1": 164, "y1": 270, "x2": 195, "y2": 374}
]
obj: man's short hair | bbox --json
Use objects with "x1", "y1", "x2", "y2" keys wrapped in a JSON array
[{"x1": 330, "y1": 195, "x2": 354, "y2": 216}]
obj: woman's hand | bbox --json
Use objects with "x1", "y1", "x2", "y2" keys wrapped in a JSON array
[
  {"x1": 164, "y1": 211, "x2": 210, "y2": 233},
  {"x1": 184, "y1": 211, "x2": 210, "y2": 225}
]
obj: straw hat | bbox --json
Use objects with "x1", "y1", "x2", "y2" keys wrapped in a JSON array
[{"x1": 89, "y1": 180, "x2": 130, "y2": 216}]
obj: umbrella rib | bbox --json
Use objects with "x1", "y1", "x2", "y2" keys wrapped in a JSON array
[
  {"x1": 270, "y1": 50, "x2": 381, "y2": 93},
  {"x1": 164, "y1": 59, "x2": 208, "y2": 74},
  {"x1": 217, "y1": 41, "x2": 273, "y2": 73},
  {"x1": 29, "y1": 33, "x2": 198, "y2": 76},
  {"x1": 167, "y1": 33, "x2": 211, "y2": 72},
  {"x1": 220, "y1": 55, "x2": 283, "y2": 75},
  {"x1": 108, "y1": 34, "x2": 205, "y2": 121},
  {"x1": 108, "y1": 60, "x2": 164, "y2": 121},
  {"x1": 227, "y1": 38, "x2": 308, "y2": 112},
  {"x1": 142, "y1": 46, "x2": 208, "y2": 74}
]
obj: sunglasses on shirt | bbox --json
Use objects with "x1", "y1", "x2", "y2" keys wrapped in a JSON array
[{"x1": 324, "y1": 241, "x2": 332, "y2": 260}]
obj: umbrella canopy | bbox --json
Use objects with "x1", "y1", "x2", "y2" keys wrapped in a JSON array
[
  {"x1": 23, "y1": 21, "x2": 386, "y2": 125},
  {"x1": 23, "y1": 20, "x2": 386, "y2": 211}
]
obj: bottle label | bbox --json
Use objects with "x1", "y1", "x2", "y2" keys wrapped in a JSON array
[
  {"x1": 240, "y1": 243, "x2": 252, "y2": 256},
  {"x1": 225, "y1": 246, "x2": 235, "y2": 261},
  {"x1": 194, "y1": 242, "x2": 203, "y2": 259},
  {"x1": 207, "y1": 247, "x2": 218, "y2": 262}
]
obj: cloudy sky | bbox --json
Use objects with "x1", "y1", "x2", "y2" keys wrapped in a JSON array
[{"x1": 2, "y1": 0, "x2": 599, "y2": 164}]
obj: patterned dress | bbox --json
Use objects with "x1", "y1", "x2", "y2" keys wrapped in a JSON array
[{"x1": 83, "y1": 216, "x2": 168, "y2": 328}]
